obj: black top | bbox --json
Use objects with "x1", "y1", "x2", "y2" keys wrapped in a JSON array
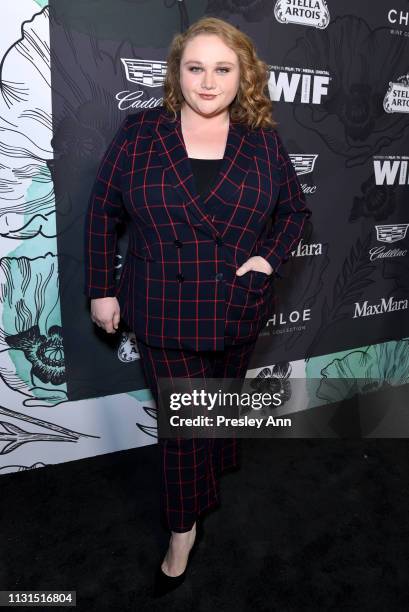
[{"x1": 188, "y1": 157, "x2": 223, "y2": 199}]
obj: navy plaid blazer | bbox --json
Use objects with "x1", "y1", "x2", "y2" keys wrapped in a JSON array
[{"x1": 84, "y1": 106, "x2": 311, "y2": 351}]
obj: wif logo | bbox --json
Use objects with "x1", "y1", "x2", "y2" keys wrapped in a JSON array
[
  {"x1": 274, "y1": 0, "x2": 330, "y2": 29},
  {"x1": 268, "y1": 66, "x2": 330, "y2": 104},
  {"x1": 373, "y1": 157, "x2": 409, "y2": 185}
]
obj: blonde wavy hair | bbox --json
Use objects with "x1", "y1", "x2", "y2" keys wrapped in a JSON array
[{"x1": 162, "y1": 16, "x2": 277, "y2": 131}]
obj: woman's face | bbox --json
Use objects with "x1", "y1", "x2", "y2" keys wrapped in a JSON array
[{"x1": 179, "y1": 33, "x2": 240, "y2": 119}]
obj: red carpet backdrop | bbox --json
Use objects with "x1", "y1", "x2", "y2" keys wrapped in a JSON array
[{"x1": 0, "y1": 1, "x2": 408, "y2": 475}]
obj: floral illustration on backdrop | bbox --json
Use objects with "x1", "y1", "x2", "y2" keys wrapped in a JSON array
[
  {"x1": 0, "y1": 253, "x2": 66, "y2": 403},
  {"x1": 283, "y1": 15, "x2": 409, "y2": 167}
]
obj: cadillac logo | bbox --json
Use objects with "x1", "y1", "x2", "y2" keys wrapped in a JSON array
[
  {"x1": 375, "y1": 224, "x2": 409, "y2": 243},
  {"x1": 121, "y1": 58, "x2": 167, "y2": 87},
  {"x1": 289, "y1": 154, "x2": 318, "y2": 176}
]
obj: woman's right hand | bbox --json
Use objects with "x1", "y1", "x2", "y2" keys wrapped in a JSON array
[{"x1": 90, "y1": 297, "x2": 120, "y2": 334}]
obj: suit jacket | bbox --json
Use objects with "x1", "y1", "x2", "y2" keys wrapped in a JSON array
[{"x1": 84, "y1": 106, "x2": 311, "y2": 351}]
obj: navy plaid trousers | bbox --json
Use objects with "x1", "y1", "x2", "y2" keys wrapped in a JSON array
[{"x1": 136, "y1": 337, "x2": 257, "y2": 532}]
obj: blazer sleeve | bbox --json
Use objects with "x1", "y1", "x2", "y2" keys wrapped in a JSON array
[
  {"x1": 83, "y1": 115, "x2": 129, "y2": 298},
  {"x1": 257, "y1": 128, "x2": 312, "y2": 278}
]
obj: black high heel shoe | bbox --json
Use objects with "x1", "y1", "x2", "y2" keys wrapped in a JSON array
[{"x1": 152, "y1": 518, "x2": 204, "y2": 598}]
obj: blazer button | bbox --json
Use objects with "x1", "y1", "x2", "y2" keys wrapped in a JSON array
[
  {"x1": 174, "y1": 239, "x2": 183, "y2": 248},
  {"x1": 214, "y1": 235, "x2": 223, "y2": 246},
  {"x1": 176, "y1": 273, "x2": 185, "y2": 282},
  {"x1": 215, "y1": 272, "x2": 223, "y2": 281}
]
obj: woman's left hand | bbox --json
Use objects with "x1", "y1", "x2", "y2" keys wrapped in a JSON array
[{"x1": 236, "y1": 256, "x2": 273, "y2": 276}]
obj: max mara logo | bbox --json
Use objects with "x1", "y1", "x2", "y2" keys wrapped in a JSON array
[{"x1": 353, "y1": 297, "x2": 408, "y2": 318}]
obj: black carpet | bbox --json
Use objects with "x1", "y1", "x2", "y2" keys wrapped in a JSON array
[{"x1": 1, "y1": 397, "x2": 408, "y2": 611}]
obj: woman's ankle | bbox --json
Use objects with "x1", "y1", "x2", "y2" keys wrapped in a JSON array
[{"x1": 171, "y1": 521, "x2": 196, "y2": 538}]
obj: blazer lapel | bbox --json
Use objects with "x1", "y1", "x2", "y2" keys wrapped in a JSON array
[{"x1": 154, "y1": 107, "x2": 256, "y2": 236}]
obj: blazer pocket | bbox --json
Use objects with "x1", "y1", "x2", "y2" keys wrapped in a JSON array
[{"x1": 249, "y1": 270, "x2": 272, "y2": 292}]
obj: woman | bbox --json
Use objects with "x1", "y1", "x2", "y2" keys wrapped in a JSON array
[{"x1": 84, "y1": 16, "x2": 311, "y2": 597}]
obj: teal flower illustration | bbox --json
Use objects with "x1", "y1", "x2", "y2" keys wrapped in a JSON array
[
  {"x1": 317, "y1": 340, "x2": 409, "y2": 403},
  {"x1": 0, "y1": 254, "x2": 67, "y2": 404}
]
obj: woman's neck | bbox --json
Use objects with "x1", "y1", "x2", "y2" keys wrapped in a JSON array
[{"x1": 180, "y1": 104, "x2": 230, "y2": 132}]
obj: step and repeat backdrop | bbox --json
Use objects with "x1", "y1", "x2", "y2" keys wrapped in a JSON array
[{"x1": 0, "y1": 0, "x2": 408, "y2": 474}]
